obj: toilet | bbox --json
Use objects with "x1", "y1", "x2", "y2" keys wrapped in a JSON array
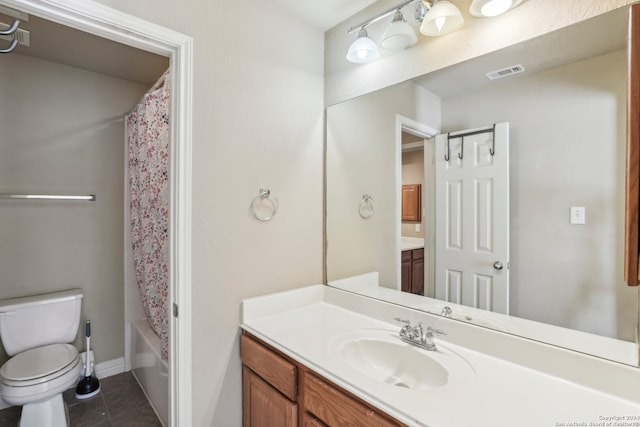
[{"x1": 0, "y1": 289, "x2": 84, "y2": 427}]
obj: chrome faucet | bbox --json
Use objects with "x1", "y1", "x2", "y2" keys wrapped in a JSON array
[{"x1": 394, "y1": 318, "x2": 446, "y2": 351}]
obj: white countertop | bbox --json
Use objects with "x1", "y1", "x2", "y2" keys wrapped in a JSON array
[
  {"x1": 241, "y1": 285, "x2": 640, "y2": 427},
  {"x1": 401, "y1": 236, "x2": 424, "y2": 251}
]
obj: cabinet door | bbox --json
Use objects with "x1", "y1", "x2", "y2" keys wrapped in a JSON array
[
  {"x1": 243, "y1": 367, "x2": 297, "y2": 427},
  {"x1": 401, "y1": 250, "x2": 412, "y2": 292},
  {"x1": 626, "y1": 3, "x2": 640, "y2": 286},
  {"x1": 401, "y1": 184, "x2": 421, "y2": 221},
  {"x1": 411, "y1": 257, "x2": 424, "y2": 295}
]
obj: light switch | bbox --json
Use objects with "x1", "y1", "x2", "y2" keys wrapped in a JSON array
[
  {"x1": 415, "y1": 224, "x2": 421, "y2": 232},
  {"x1": 570, "y1": 207, "x2": 586, "y2": 225}
]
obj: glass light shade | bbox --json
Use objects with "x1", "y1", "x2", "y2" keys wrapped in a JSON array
[
  {"x1": 420, "y1": 0, "x2": 464, "y2": 37},
  {"x1": 346, "y1": 28, "x2": 380, "y2": 63},
  {"x1": 469, "y1": 0, "x2": 522, "y2": 17},
  {"x1": 381, "y1": 11, "x2": 418, "y2": 50}
]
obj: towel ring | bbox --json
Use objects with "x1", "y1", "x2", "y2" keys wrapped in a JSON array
[
  {"x1": 250, "y1": 188, "x2": 278, "y2": 222},
  {"x1": 359, "y1": 194, "x2": 374, "y2": 219}
]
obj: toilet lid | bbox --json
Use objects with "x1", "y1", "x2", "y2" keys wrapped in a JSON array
[{"x1": 1, "y1": 343, "x2": 78, "y2": 381}]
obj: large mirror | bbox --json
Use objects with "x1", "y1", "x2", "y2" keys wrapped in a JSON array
[{"x1": 326, "y1": 5, "x2": 640, "y2": 365}]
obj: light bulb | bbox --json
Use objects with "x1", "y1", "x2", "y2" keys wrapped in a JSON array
[
  {"x1": 481, "y1": 0, "x2": 512, "y2": 17},
  {"x1": 420, "y1": 1, "x2": 464, "y2": 37},
  {"x1": 346, "y1": 28, "x2": 380, "y2": 64},
  {"x1": 469, "y1": 0, "x2": 521, "y2": 18}
]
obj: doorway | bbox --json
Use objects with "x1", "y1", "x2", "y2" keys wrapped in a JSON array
[
  {"x1": 0, "y1": 1, "x2": 193, "y2": 425},
  {"x1": 395, "y1": 115, "x2": 438, "y2": 297}
]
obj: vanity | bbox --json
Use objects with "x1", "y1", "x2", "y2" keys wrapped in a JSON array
[
  {"x1": 240, "y1": 285, "x2": 640, "y2": 427},
  {"x1": 241, "y1": 3, "x2": 640, "y2": 426},
  {"x1": 241, "y1": 332, "x2": 404, "y2": 426}
]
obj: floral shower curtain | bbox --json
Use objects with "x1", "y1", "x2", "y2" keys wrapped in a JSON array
[{"x1": 126, "y1": 70, "x2": 170, "y2": 362}]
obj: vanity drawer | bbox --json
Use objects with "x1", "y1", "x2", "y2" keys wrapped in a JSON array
[
  {"x1": 303, "y1": 372, "x2": 400, "y2": 427},
  {"x1": 401, "y1": 250, "x2": 411, "y2": 262},
  {"x1": 241, "y1": 334, "x2": 297, "y2": 401},
  {"x1": 412, "y1": 248, "x2": 424, "y2": 260}
]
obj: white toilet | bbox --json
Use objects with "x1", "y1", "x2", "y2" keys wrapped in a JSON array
[{"x1": 0, "y1": 289, "x2": 84, "y2": 427}]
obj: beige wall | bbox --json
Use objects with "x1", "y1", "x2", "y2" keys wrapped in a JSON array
[
  {"x1": 0, "y1": 53, "x2": 150, "y2": 365},
  {"x1": 325, "y1": 0, "x2": 636, "y2": 106},
  {"x1": 327, "y1": 81, "x2": 440, "y2": 286},
  {"x1": 89, "y1": 1, "x2": 325, "y2": 425},
  {"x1": 441, "y1": 50, "x2": 635, "y2": 341},
  {"x1": 44, "y1": 0, "x2": 635, "y2": 425},
  {"x1": 401, "y1": 148, "x2": 425, "y2": 238}
]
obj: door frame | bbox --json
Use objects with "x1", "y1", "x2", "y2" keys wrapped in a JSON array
[
  {"x1": 0, "y1": 0, "x2": 193, "y2": 425},
  {"x1": 395, "y1": 115, "x2": 439, "y2": 293}
]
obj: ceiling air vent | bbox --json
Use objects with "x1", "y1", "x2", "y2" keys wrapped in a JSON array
[
  {"x1": 0, "y1": 22, "x2": 30, "y2": 47},
  {"x1": 485, "y1": 64, "x2": 525, "y2": 80}
]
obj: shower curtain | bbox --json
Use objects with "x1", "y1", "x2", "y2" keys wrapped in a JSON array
[{"x1": 126, "y1": 70, "x2": 170, "y2": 362}]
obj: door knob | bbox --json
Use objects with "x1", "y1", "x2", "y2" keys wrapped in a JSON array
[{"x1": 493, "y1": 261, "x2": 504, "y2": 270}]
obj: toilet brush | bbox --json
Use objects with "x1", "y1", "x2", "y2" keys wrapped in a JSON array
[{"x1": 75, "y1": 320, "x2": 101, "y2": 399}]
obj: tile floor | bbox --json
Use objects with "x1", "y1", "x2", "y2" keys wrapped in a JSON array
[{"x1": 0, "y1": 372, "x2": 162, "y2": 427}]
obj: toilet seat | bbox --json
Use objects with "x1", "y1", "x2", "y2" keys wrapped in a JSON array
[{"x1": 1, "y1": 344, "x2": 79, "y2": 387}]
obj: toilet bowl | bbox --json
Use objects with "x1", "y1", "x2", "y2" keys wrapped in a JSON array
[
  {"x1": 0, "y1": 290, "x2": 84, "y2": 427},
  {"x1": 1, "y1": 344, "x2": 83, "y2": 427}
]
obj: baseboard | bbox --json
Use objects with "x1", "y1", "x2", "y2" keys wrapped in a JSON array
[
  {"x1": 94, "y1": 357, "x2": 125, "y2": 379},
  {"x1": 0, "y1": 357, "x2": 126, "y2": 411}
]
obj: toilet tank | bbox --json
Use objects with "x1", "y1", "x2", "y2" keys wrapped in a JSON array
[{"x1": 0, "y1": 289, "x2": 83, "y2": 356}]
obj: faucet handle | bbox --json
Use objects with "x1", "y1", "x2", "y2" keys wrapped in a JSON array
[
  {"x1": 427, "y1": 326, "x2": 446, "y2": 336},
  {"x1": 394, "y1": 317, "x2": 411, "y2": 325}
]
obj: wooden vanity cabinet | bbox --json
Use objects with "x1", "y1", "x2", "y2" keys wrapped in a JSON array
[
  {"x1": 401, "y1": 184, "x2": 421, "y2": 222},
  {"x1": 241, "y1": 332, "x2": 406, "y2": 427},
  {"x1": 401, "y1": 248, "x2": 424, "y2": 295},
  {"x1": 243, "y1": 367, "x2": 297, "y2": 426},
  {"x1": 241, "y1": 334, "x2": 297, "y2": 426}
]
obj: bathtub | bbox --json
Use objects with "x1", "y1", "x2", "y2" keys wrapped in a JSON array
[{"x1": 130, "y1": 319, "x2": 168, "y2": 426}]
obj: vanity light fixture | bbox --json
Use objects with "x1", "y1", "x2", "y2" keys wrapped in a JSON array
[
  {"x1": 380, "y1": 9, "x2": 418, "y2": 50},
  {"x1": 346, "y1": 0, "x2": 524, "y2": 64},
  {"x1": 346, "y1": 27, "x2": 380, "y2": 63},
  {"x1": 469, "y1": 0, "x2": 523, "y2": 17},
  {"x1": 419, "y1": 0, "x2": 464, "y2": 36}
]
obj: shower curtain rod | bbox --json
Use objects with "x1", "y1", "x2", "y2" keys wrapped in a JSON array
[{"x1": 0, "y1": 194, "x2": 96, "y2": 201}]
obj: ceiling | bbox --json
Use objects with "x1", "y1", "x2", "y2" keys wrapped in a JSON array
[
  {"x1": 267, "y1": 0, "x2": 378, "y2": 31},
  {"x1": 0, "y1": 1, "x2": 372, "y2": 85}
]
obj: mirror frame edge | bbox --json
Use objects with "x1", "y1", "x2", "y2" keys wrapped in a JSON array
[{"x1": 626, "y1": 3, "x2": 640, "y2": 287}]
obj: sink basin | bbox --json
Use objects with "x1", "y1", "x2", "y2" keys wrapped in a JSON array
[{"x1": 328, "y1": 329, "x2": 475, "y2": 392}]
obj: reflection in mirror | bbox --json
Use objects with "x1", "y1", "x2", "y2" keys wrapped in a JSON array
[{"x1": 326, "y1": 6, "x2": 639, "y2": 365}]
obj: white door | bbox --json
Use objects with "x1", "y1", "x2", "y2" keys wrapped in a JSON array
[{"x1": 434, "y1": 123, "x2": 510, "y2": 314}]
